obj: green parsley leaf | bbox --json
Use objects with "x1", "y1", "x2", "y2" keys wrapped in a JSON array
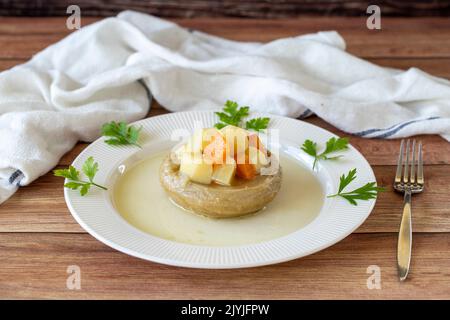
[
  {"x1": 323, "y1": 137, "x2": 349, "y2": 157},
  {"x1": 80, "y1": 184, "x2": 91, "y2": 196},
  {"x1": 54, "y1": 157, "x2": 107, "y2": 196},
  {"x1": 328, "y1": 168, "x2": 384, "y2": 206},
  {"x1": 214, "y1": 100, "x2": 250, "y2": 129},
  {"x1": 101, "y1": 121, "x2": 142, "y2": 148},
  {"x1": 300, "y1": 140, "x2": 318, "y2": 157},
  {"x1": 245, "y1": 117, "x2": 270, "y2": 132},
  {"x1": 214, "y1": 100, "x2": 271, "y2": 132},
  {"x1": 63, "y1": 181, "x2": 85, "y2": 190},
  {"x1": 301, "y1": 137, "x2": 349, "y2": 170},
  {"x1": 338, "y1": 168, "x2": 357, "y2": 193},
  {"x1": 53, "y1": 165, "x2": 80, "y2": 181},
  {"x1": 214, "y1": 122, "x2": 227, "y2": 130},
  {"x1": 82, "y1": 156, "x2": 99, "y2": 182}
]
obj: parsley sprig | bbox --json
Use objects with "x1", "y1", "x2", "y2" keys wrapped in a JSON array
[
  {"x1": 328, "y1": 168, "x2": 384, "y2": 206},
  {"x1": 53, "y1": 157, "x2": 107, "y2": 196},
  {"x1": 101, "y1": 121, "x2": 142, "y2": 148},
  {"x1": 301, "y1": 137, "x2": 349, "y2": 170},
  {"x1": 215, "y1": 101, "x2": 249, "y2": 129},
  {"x1": 245, "y1": 117, "x2": 270, "y2": 132},
  {"x1": 214, "y1": 100, "x2": 270, "y2": 132}
]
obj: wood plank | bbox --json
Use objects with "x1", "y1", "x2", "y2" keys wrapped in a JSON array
[
  {"x1": 0, "y1": 58, "x2": 25, "y2": 70},
  {"x1": 0, "y1": 17, "x2": 99, "y2": 34},
  {"x1": 2, "y1": 18, "x2": 450, "y2": 59},
  {"x1": 1, "y1": 1, "x2": 449, "y2": 18},
  {"x1": 0, "y1": 232, "x2": 448, "y2": 299},
  {"x1": 357, "y1": 165, "x2": 450, "y2": 233},
  {"x1": 0, "y1": 164, "x2": 448, "y2": 234},
  {"x1": 3, "y1": 17, "x2": 450, "y2": 35},
  {"x1": 0, "y1": 16, "x2": 448, "y2": 301},
  {"x1": 0, "y1": 34, "x2": 66, "y2": 59}
]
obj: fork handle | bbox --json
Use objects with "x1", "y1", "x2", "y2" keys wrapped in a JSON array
[{"x1": 397, "y1": 189, "x2": 412, "y2": 281}]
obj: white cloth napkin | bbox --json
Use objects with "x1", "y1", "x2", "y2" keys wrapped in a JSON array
[{"x1": 1, "y1": 10, "x2": 450, "y2": 204}]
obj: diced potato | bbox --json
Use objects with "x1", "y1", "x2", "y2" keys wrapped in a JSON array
[
  {"x1": 201, "y1": 128, "x2": 223, "y2": 150},
  {"x1": 220, "y1": 125, "x2": 248, "y2": 159},
  {"x1": 185, "y1": 129, "x2": 204, "y2": 153},
  {"x1": 180, "y1": 153, "x2": 213, "y2": 184},
  {"x1": 212, "y1": 158, "x2": 236, "y2": 186},
  {"x1": 185, "y1": 128, "x2": 224, "y2": 154},
  {"x1": 247, "y1": 146, "x2": 270, "y2": 173},
  {"x1": 170, "y1": 143, "x2": 186, "y2": 165}
]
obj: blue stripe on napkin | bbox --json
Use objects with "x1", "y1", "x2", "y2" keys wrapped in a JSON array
[
  {"x1": 8, "y1": 170, "x2": 24, "y2": 187},
  {"x1": 299, "y1": 109, "x2": 314, "y2": 119},
  {"x1": 352, "y1": 116, "x2": 440, "y2": 138}
]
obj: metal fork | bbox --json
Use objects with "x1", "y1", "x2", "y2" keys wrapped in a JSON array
[{"x1": 394, "y1": 139, "x2": 424, "y2": 281}]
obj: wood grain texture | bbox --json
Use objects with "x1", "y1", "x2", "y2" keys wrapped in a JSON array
[
  {"x1": 1, "y1": 16, "x2": 450, "y2": 300},
  {"x1": 2, "y1": 17, "x2": 450, "y2": 59},
  {"x1": 3, "y1": 17, "x2": 450, "y2": 35},
  {"x1": 0, "y1": 232, "x2": 449, "y2": 299},
  {"x1": 1, "y1": 1, "x2": 450, "y2": 18}
]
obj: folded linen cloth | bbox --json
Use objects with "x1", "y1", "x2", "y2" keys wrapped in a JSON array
[{"x1": 1, "y1": 10, "x2": 450, "y2": 204}]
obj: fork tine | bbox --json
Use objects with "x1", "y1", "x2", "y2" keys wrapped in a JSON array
[
  {"x1": 417, "y1": 141, "x2": 424, "y2": 185},
  {"x1": 410, "y1": 140, "x2": 416, "y2": 184},
  {"x1": 395, "y1": 139, "x2": 405, "y2": 183},
  {"x1": 403, "y1": 139, "x2": 410, "y2": 184}
]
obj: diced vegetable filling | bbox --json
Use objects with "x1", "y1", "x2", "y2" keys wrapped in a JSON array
[{"x1": 174, "y1": 125, "x2": 271, "y2": 185}]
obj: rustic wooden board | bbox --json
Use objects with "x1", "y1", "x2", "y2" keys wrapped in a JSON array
[
  {"x1": 1, "y1": 16, "x2": 449, "y2": 300},
  {"x1": 0, "y1": 59, "x2": 26, "y2": 70},
  {"x1": 0, "y1": 232, "x2": 449, "y2": 299},
  {"x1": 2, "y1": 18, "x2": 450, "y2": 59},
  {"x1": 1, "y1": 1, "x2": 450, "y2": 18},
  {"x1": 2, "y1": 17, "x2": 450, "y2": 35}
]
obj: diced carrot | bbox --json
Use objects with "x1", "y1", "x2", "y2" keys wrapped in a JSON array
[
  {"x1": 248, "y1": 134, "x2": 267, "y2": 155},
  {"x1": 236, "y1": 162, "x2": 257, "y2": 180},
  {"x1": 203, "y1": 132, "x2": 227, "y2": 164},
  {"x1": 236, "y1": 153, "x2": 257, "y2": 180}
]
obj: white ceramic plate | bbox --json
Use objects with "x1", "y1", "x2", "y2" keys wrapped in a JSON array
[{"x1": 65, "y1": 111, "x2": 377, "y2": 269}]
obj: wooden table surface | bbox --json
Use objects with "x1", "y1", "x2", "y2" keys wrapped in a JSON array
[{"x1": 1, "y1": 16, "x2": 450, "y2": 299}]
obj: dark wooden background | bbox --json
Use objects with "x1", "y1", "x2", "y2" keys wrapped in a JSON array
[{"x1": 1, "y1": 0, "x2": 450, "y2": 18}]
